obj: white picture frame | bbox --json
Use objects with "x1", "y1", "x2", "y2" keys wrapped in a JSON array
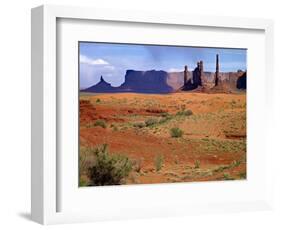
[{"x1": 31, "y1": 4, "x2": 274, "y2": 225}]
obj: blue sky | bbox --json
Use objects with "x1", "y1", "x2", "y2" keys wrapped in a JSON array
[{"x1": 79, "y1": 42, "x2": 247, "y2": 89}]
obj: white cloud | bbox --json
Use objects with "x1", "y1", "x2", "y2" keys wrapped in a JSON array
[
  {"x1": 168, "y1": 68, "x2": 183, "y2": 72},
  {"x1": 80, "y1": 55, "x2": 109, "y2": 65}
]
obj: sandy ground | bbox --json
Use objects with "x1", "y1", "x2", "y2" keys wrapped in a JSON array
[{"x1": 79, "y1": 92, "x2": 246, "y2": 185}]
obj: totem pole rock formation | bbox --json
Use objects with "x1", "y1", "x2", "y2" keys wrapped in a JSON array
[
  {"x1": 199, "y1": 60, "x2": 204, "y2": 87},
  {"x1": 184, "y1": 65, "x2": 188, "y2": 85},
  {"x1": 214, "y1": 54, "x2": 219, "y2": 86},
  {"x1": 174, "y1": 54, "x2": 246, "y2": 93},
  {"x1": 193, "y1": 61, "x2": 203, "y2": 86},
  {"x1": 199, "y1": 60, "x2": 204, "y2": 83},
  {"x1": 181, "y1": 61, "x2": 203, "y2": 91}
]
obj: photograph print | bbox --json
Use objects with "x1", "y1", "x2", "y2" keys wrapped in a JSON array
[{"x1": 79, "y1": 42, "x2": 247, "y2": 186}]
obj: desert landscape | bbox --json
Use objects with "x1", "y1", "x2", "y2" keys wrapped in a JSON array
[
  {"x1": 79, "y1": 91, "x2": 246, "y2": 186},
  {"x1": 79, "y1": 43, "x2": 246, "y2": 186}
]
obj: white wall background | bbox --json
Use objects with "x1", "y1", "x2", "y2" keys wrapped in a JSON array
[{"x1": 0, "y1": 0, "x2": 280, "y2": 229}]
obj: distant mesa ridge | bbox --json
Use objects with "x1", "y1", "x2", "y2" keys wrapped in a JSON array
[
  {"x1": 83, "y1": 70, "x2": 175, "y2": 93},
  {"x1": 120, "y1": 70, "x2": 174, "y2": 93},
  {"x1": 85, "y1": 76, "x2": 113, "y2": 92},
  {"x1": 82, "y1": 55, "x2": 246, "y2": 94}
]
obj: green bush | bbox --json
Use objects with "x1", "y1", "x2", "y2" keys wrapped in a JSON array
[
  {"x1": 160, "y1": 112, "x2": 171, "y2": 117},
  {"x1": 176, "y1": 109, "x2": 193, "y2": 116},
  {"x1": 154, "y1": 154, "x2": 164, "y2": 171},
  {"x1": 145, "y1": 118, "x2": 158, "y2": 127},
  {"x1": 110, "y1": 124, "x2": 118, "y2": 131},
  {"x1": 94, "y1": 119, "x2": 107, "y2": 128},
  {"x1": 223, "y1": 173, "x2": 234, "y2": 180},
  {"x1": 96, "y1": 98, "x2": 101, "y2": 103},
  {"x1": 158, "y1": 117, "x2": 170, "y2": 124},
  {"x1": 170, "y1": 127, "x2": 183, "y2": 138},
  {"x1": 87, "y1": 144, "x2": 132, "y2": 186},
  {"x1": 231, "y1": 160, "x2": 241, "y2": 168},
  {"x1": 133, "y1": 122, "x2": 146, "y2": 128},
  {"x1": 159, "y1": 114, "x2": 173, "y2": 124}
]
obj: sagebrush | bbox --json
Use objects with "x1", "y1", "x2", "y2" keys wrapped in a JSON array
[
  {"x1": 87, "y1": 144, "x2": 132, "y2": 186},
  {"x1": 170, "y1": 127, "x2": 183, "y2": 138},
  {"x1": 94, "y1": 119, "x2": 107, "y2": 128}
]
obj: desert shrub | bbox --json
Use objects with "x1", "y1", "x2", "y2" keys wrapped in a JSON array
[
  {"x1": 170, "y1": 127, "x2": 183, "y2": 138},
  {"x1": 159, "y1": 114, "x2": 173, "y2": 124},
  {"x1": 160, "y1": 112, "x2": 171, "y2": 117},
  {"x1": 223, "y1": 173, "x2": 234, "y2": 180},
  {"x1": 194, "y1": 160, "x2": 201, "y2": 169},
  {"x1": 154, "y1": 154, "x2": 164, "y2": 171},
  {"x1": 94, "y1": 119, "x2": 107, "y2": 128},
  {"x1": 145, "y1": 118, "x2": 158, "y2": 127},
  {"x1": 231, "y1": 160, "x2": 241, "y2": 168},
  {"x1": 176, "y1": 109, "x2": 193, "y2": 116},
  {"x1": 96, "y1": 98, "x2": 101, "y2": 103},
  {"x1": 110, "y1": 124, "x2": 119, "y2": 131},
  {"x1": 87, "y1": 144, "x2": 132, "y2": 186},
  {"x1": 158, "y1": 118, "x2": 168, "y2": 124},
  {"x1": 213, "y1": 165, "x2": 229, "y2": 173},
  {"x1": 133, "y1": 122, "x2": 146, "y2": 128}
]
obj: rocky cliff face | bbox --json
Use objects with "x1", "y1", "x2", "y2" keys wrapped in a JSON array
[
  {"x1": 202, "y1": 71, "x2": 246, "y2": 92},
  {"x1": 118, "y1": 70, "x2": 174, "y2": 93},
  {"x1": 236, "y1": 72, "x2": 246, "y2": 89},
  {"x1": 83, "y1": 76, "x2": 117, "y2": 93},
  {"x1": 82, "y1": 69, "x2": 246, "y2": 93},
  {"x1": 166, "y1": 72, "x2": 184, "y2": 90}
]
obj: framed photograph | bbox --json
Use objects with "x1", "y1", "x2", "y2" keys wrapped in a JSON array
[{"x1": 31, "y1": 5, "x2": 274, "y2": 224}]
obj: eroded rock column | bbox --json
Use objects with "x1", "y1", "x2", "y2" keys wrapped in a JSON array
[{"x1": 215, "y1": 54, "x2": 219, "y2": 86}]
